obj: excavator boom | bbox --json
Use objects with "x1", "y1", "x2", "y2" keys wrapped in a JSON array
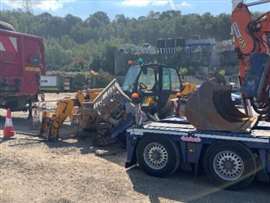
[
  {"x1": 185, "y1": 0, "x2": 270, "y2": 132},
  {"x1": 246, "y1": 0, "x2": 270, "y2": 7}
]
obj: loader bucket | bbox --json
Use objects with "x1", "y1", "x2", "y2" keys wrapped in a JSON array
[{"x1": 185, "y1": 80, "x2": 257, "y2": 132}]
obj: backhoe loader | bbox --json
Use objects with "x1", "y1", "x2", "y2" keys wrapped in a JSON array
[{"x1": 186, "y1": 0, "x2": 270, "y2": 132}]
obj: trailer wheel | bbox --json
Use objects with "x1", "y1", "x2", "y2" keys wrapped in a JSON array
[
  {"x1": 136, "y1": 135, "x2": 180, "y2": 177},
  {"x1": 203, "y1": 142, "x2": 256, "y2": 190}
]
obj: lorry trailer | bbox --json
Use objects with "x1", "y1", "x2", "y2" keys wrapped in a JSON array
[
  {"x1": 0, "y1": 25, "x2": 45, "y2": 112},
  {"x1": 126, "y1": 117, "x2": 270, "y2": 190}
]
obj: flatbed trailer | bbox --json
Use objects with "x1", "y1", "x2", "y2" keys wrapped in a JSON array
[{"x1": 126, "y1": 118, "x2": 270, "y2": 190}]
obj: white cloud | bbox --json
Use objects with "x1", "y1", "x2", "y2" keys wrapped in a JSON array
[
  {"x1": 122, "y1": 0, "x2": 169, "y2": 7},
  {"x1": 121, "y1": 0, "x2": 192, "y2": 9},
  {"x1": 3, "y1": 0, "x2": 76, "y2": 11},
  {"x1": 168, "y1": 0, "x2": 191, "y2": 10},
  {"x1": 178, "y1": 1, "x2": 191, "y2": 8},
  {"x1": 152, "y1": 0, "x2": 169, "y2": 6}
]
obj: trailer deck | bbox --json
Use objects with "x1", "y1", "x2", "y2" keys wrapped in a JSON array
[
  {"x1": 128, "y1": 119, "x2": 270, "y2": 143},
  {"x1": 126, "y1": 117, "x2": 270, "y2": 189}
]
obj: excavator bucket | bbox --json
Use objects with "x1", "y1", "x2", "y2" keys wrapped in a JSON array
[{"x1": 185, "y1": 80, "x2": 258, "y2": 132}]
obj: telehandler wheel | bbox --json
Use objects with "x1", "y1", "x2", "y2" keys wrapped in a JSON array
[
  {"x1": 136, "y1": 135, "x2": 180, "y2": 177},
  {"x1": 203, "y1": 142, "x2": 257, "y2": 190}
]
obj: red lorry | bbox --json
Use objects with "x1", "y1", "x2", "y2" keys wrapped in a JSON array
[{"x1": 0, "y1": 22, "x2": 45, "y2": 115}]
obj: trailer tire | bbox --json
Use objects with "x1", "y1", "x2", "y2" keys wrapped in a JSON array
[
  {"x1": 203, "y1": 142, "x2": 256, "y2": 190},
  {"x1": 136, "y1": 135, "x2": 180, "y2": 177}
]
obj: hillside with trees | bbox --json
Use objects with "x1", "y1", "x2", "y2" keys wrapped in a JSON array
[{"x1": 0, "y1": 10, "x2": 232, "y2": 73}]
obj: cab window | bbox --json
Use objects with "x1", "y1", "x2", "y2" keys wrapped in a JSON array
[
  {"x1": 162, "y1": 68, "x2": 181, "y2": 91},
  {"x1": 137, "y1": 68, "x2": 156, "y2": 91},
  {"x1": 171, "y1": 69, "x2": 181, "y2": 91},
  {"x1": 163, "y1": 68, "x2": 171, "y2": 90},
  {"x1": 122, "y1": 65, "x2": 141, "y2": 93}
]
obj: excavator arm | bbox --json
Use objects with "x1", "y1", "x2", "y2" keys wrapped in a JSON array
[
  {"x1": 232, "y1": 0, "x2": 270, "y2": 116},
  {"x1": 185, "y1": 0, "x2": 270, "y2": 132}
]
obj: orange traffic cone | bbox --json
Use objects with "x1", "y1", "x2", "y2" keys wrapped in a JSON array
[{"x1": 3, "y1": 109, "x2": 15, "y2": 138}]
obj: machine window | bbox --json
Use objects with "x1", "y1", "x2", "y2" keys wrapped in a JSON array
[
  {"x1": 137, "y1": 68, "x2": 156, "y2": 91},
  {"x1": 162, "y1": 68, "x2": 180, "y2": 91},
  {"x1": 122, "y1": 65, "x2": 141, "y2": 93},
  {"x1": 170, "y1": 69, "x2": 181, "y2": 91},
  {"x1": 163, "y1": 68, "x2": 171, "y2": 90}
]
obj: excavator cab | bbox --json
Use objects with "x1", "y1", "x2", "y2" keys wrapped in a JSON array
[{"x1": 122, "y1": 64, "x2": 182, "y2": 118}]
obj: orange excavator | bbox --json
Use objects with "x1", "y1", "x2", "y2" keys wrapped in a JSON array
[{"x1": 186, "y1": 0, "x2": 270, "y2": 132}]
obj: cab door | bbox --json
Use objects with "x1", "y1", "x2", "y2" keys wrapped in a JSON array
[
  {"x1": 159, "y1": 67, "x2": 181, "y2": 116},
  {"x1": 136, "y1": 66, "x2": 159, "y2": 110}
]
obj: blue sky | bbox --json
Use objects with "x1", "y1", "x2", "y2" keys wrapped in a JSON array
[{"x1": 1, "y1": 0, "x2": 269, "y2": 19}]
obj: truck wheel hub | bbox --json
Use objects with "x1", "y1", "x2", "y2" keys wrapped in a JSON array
[
  {"x1": 144, "y1": 143, "x2": 168, "y2": 170},
  {"x1": 213, "y1": 151, "x2": 244, "y2": 181}
]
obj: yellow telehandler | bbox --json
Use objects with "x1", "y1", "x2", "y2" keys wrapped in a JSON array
[{"x1": 39, "y1": 63, "x2": 196, "y2": 145}]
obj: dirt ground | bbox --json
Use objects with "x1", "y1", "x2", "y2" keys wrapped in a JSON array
[{"x1": 0, "y1": 93, "x2": 270, "y2": 203}]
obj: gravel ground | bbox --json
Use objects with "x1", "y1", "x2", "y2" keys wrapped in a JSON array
[{"x1": 0, "y1": 94, "x2": 270, "y2": 203}]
